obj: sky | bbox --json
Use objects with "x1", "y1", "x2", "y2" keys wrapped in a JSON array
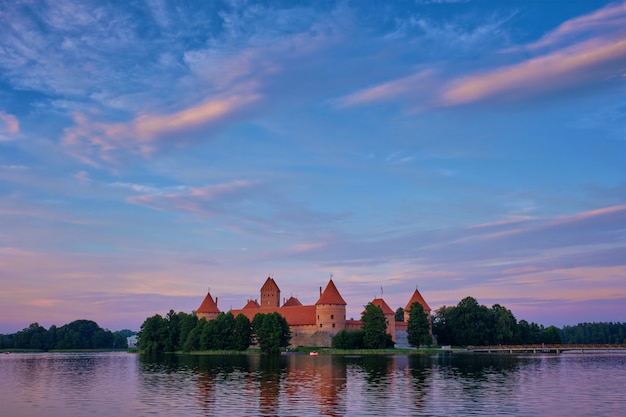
[{"x1": 1, "y1": 0, "x2": 625, "y2": 334}]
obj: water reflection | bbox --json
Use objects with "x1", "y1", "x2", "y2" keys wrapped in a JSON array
[{"x1": 3, "y1": 352, "x2": 626, "y2": 416}]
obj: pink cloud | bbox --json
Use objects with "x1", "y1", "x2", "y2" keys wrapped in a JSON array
[
  {"x1": 62, "y1": 94, "x2": 260, "y2": 166},
  {"x1": 337, "y1": 70, "x2": 435, "y2": 107},
  {"x1": 513, "y1": 2, "x2": 626, "y2": 52},
  {"x1": 442, "y1": 35, "x2": 626, "y2": 105},
  {"x1": 127, "y1": 180, "x2": 259, "y2": 215},
  {"x1": 0, "y1": 111, "x2": 19, "y2": 139},
  {"x1": 337, "y1": 3, "x2": 626, "y2": 110}
]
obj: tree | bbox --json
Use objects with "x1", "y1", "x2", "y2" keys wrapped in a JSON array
[
  {"x1": 361, "y1": 303, "x2": 392, "y2": 349},
  {"x1": 491, "y1": 304, "x2": 517, "y2": 345},
  {"x1": 138, "y1": 314, "x2": 168, "y2": 353},
  {"x1": 178, "y1": 312, "x2": 198, "y2": 350},
  {"x1": 252, "y1": 312, "x2": 291, "y2": 355},
  {"x1": 453, "y1": 297, "x2": 492, "y2": 346},
  {"x1": 432, "y1": 305, "x2": 456, "y2": 346},
  {"x1": 183, "y1": 319, "x2": 205, "y2": 352},
  {"x1": 407, "y1": 302, "x2": 431, "y2": 347},
  {"x1": 332, "y1": 329, "x2": 365, "y2": 349},
  {"x1": 395, "y1": 307, "x2": 404, "y2": 322},
  {"x1": 542, "y1": 326, "x2": 562, "y2": 344},
  {"x1": 232, "y1": 314, "x2": 252, "y2": 351}
]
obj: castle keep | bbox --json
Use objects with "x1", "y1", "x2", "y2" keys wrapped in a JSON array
[{"x1": 196, "y1": 277, "x2": 431, "y2": 347}]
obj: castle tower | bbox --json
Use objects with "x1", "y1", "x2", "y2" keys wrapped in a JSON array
[
  {"x1": 370, "y1": 297, "x2": 397, "y2": 342},
  {"x1": 260, "y1": 277, "x2": 281, "y2": 307},
  {"x1": 196, "y1": 291, "x2": 220, "y2": 320},
  {"x1": 404, "y1": 288, "x2": 432, "y2": 331},
  {"x1": 315, "y1": 279, "x2": 347, "y2": 333}
]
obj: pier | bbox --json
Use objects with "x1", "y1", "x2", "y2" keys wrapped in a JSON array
[{"x1": 467, "y1": 344, "x2": 626, "y2": 354}]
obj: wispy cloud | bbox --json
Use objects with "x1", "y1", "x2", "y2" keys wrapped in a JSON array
[
  {"x1": 442, "y1": 35, "x2": 626, "y2": 105},
  {"x1": 336, "y1": 70, "x2": 437, "y2": 108},
  {"x1": 508, "y1": 2, "x2": 626, "y2": 52},
  {"x1": 338, "y1": 2, "x2": 626, "y2": 109},
  {"x1": 61, "y1": 93, "x2": 260, "y2": 166},
  {"x1": 127, "y1": 180, "x2": 260, "y2": 216}
]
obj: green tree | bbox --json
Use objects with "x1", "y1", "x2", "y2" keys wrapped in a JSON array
[
  {"x1": 252, "y1": 312, "x2": 291, "y2": 355},
  {"x1": 217, "y1": 312, "x2": 236, "y2": 350},
  {"x1": 332, "y1": 329, "x2": 365, "y2": 349},
  {"x1": 361, "y1": 303, "x2": 392, "y2": 349},
  {"x1": 453, "y1": 297, "x2": 491, "y2": 346},
  {"x1": 138, "y1": 314, "x2": 168, "y2": 353},
  {"x1": 541, "y1": 325, "x2": 562, "y2": 344},
  {"x1": 395, "y1": 307, "x2": 404, "y2": 322},
  {"x1": 232, "y1": 314, "x2": 252, "y2": 351},
  {"x1": 491, "y1": 304, "x2": 518, "y2": 345},
  {"x1": 177, "y1": 312, "x2": 198, "y2": 350},
  {"x1": 200, "y1": 317, "x2": 219, "y2": 350},
  {"x1": 407, "y1": 302, "x2": 431, "y2": 347},
  {"x1": 432, "y1": 305, "x2": 456, "y2": 345}
]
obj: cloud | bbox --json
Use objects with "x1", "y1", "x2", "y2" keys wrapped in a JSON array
[
  {"x1": 336, "y1": 70, "x2": 436, "y2": 108},
  {"x1": 61, "y1": 93, "x2": 260, "y2": 166},
  {"x1": 127, "y1": 180, "x2": 260, "y2": 216},
  {"x1": 0, "y1": 111, "x2": 20, "y2": 140},
  {"x1": 510, "y1": 2, "x2": 626, "y2": 52},
  {"x1": 337, "y1": 2, "x2": 626, "y2": 109},
  {"x1": 441, "y1": 35, "x2": 626, "y2": 105}
]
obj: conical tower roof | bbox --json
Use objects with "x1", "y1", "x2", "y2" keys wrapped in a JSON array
[
  {"x1": 316, "y1": 279, "x2": 347, "y2": 305},
  {"x1": 370, "y1": 297, "x2": 394, "y2": 315},
  {"x1": 197, "y1": 292, "x2": 220, "y2": 314},
  {"x1": 405, "y1": 288, "x2": 431, "y2": 312}
]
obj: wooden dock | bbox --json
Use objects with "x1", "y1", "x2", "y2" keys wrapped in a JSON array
[{"x1": 467, "y1": 344, "x2": 626, "y2": 354}]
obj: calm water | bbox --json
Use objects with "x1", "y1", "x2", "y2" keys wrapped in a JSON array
[{"x1": 1, "y1": 351, "x2": 625, "y2": 417}]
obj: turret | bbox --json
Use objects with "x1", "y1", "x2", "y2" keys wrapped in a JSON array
[
  {"x1": 196, "y1": 291, "x2": 220, "y2": 320},
  {"x1": 260, "y1": 277, "x2": 281, "y2": 307},
  {"x1": 315, "y1": 279, "x2": 347, "y2": 333}
]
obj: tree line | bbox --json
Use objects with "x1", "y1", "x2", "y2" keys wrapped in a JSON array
[
  {"x1": 561, "y1": 322, "x2": 626, "y2": 344},
  {"x1": 1, "y1": 320, "x2": 132, "y2": 350},
  {"x1": 137, "y1": 310, "x2": 291, "y2": 355},
  {"x1": 432, "y1": 296, "x2": 562, "y2": 346}
]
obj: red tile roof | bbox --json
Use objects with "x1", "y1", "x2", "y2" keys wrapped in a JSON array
[
  {"x1": 316, "y1": 279, "x2": 347, "y2": 305},
  {"x1": 370, "y1": 297, "x2": 394, "y2": 315},
  {"x1": 197, "y1": 292, "x2": 220, "y2": 314},
  {"x1": 405, "y1": 289, "x2": 431, "y2": 312},
  {"x1": 282, "y1": 296, "x2": 302, "y2": 307},
  {"x1": 261, "y1": 277, "x2": 280, "y2": 292},
  {"x1": 230, "y1": 305, "x2": 316, "y2": 326},
  {"x1": 242, "y1": 299, "x2": 261, "y2": 309}
]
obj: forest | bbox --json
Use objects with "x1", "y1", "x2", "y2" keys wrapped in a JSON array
[{"x1": 1, "y1": 320, "x2": 132, "y2": 350}]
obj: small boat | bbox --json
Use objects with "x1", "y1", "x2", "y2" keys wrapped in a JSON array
[{"x1": 309, "y1": 351, "x2": 319, "y2": 356}]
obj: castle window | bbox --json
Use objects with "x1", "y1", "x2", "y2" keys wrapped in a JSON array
[
  {"x1": 332, "y1": 323, "x2": 335, "y2": 328},
  {"x1": 320, "y1": 324, "x2": 323, "y2": 328},
  {"x1": 330, "y1": 314, "x2": 334, "y2": 319}
]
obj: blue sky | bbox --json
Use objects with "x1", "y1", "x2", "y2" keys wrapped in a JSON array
[{"x1": 1, "y1": 0, "x2": 625, "y2": 333}]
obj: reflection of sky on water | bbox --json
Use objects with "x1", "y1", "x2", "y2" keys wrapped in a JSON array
[{"x1": 2, "y1": 352, "x2": 624, "y2": 416}]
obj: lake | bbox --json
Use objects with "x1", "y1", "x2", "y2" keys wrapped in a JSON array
[{"x1": 1, "y1": 351, "x2": 624, "y2": 416}]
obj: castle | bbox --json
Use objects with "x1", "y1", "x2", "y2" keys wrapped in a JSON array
[{"x1": 196, "y1": 277, "x2": 431, "y2": 347}]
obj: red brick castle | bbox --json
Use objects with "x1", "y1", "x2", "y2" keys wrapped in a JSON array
[{"x1": 196, "y1": 277, "x2": 431, "y2": 347}]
